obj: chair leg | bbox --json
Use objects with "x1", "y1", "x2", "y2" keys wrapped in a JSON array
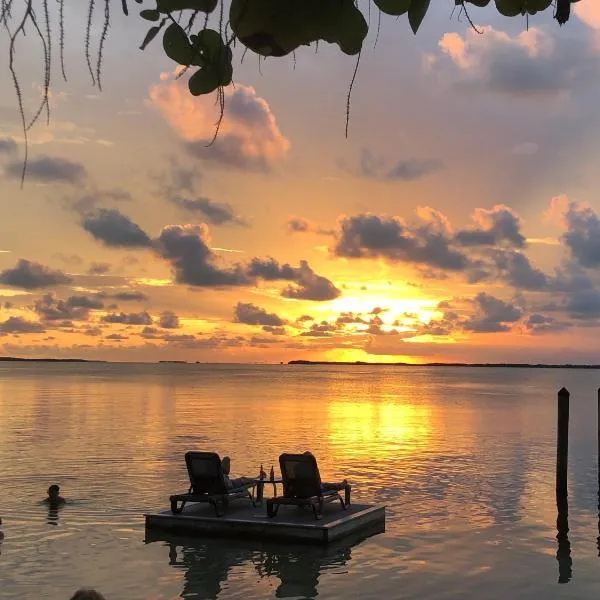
[
  {"x1": 338, "y1": 494, "x2": 347, "y2": 510},
  {"x1": 247, "y1": 490, "x2": 256, "y2": 508},
  {"x1": 171, "y1": 498, "x2": 185, "y2": 514},
  {"x1": 344, "y1": 484, "x2": 351, "y2": 507},
  {"x1": 267, "y1": 499, "x2": 279, "y2": 518},
  {"x1": 312, "y1": 499, "x2": 324, "y2": 520}
]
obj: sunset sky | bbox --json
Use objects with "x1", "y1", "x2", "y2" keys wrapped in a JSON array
[{"x1": 1, "y1": 2, "x2": 600, "y2": 363}]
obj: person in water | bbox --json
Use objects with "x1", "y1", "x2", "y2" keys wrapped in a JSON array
[
  {"x1": 221, "y1": 456, "x2": 256, "y2": 489},
  {"x1": 44, "y1": 484, "x2": 66, "y2": 508}
]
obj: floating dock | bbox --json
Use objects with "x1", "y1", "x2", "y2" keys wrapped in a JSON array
[{"x1": 145, "y1": 502, "x2": 385, "y2": 544}]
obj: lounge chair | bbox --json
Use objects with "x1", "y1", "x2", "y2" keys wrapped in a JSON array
[
  {"x1": 169, "y1": 451, "x2": 255, "y2": 517},
  {"x1": 266, "y1": 453, "x2": 351, "y2": 520}
]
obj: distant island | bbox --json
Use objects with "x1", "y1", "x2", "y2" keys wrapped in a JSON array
[
  {"x1": 288, "y1": 360, "x2": 600, "y2": 369},
  {"x1": 0, "y1": 356, "x2": 106, "y2": 363}
]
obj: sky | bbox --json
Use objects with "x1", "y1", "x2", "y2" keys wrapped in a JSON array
[{"x1": 1, "y1": 1, "x2": 600, "y2": 363}]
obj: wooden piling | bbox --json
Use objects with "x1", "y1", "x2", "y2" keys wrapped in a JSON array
[{"x1": 556, "y1": 387, "x2": 569, "y2": 497}]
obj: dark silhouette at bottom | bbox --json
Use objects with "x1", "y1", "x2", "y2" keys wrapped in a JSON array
[{"x1": 556, "y1": 491, "x2": 572, "y2": 584}]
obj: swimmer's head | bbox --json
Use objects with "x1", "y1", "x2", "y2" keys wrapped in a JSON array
[{"x1": 48, "y1": 484, "x2": 60, "y2": 499}]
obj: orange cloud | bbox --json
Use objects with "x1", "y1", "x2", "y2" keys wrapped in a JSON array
[{"x1": 148, "y1": 73, "x2": 290, "y2": 170}]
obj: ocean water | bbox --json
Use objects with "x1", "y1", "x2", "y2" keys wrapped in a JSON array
[{"x1": 0, "y1": 362, "x2": 599, "y2": 599}]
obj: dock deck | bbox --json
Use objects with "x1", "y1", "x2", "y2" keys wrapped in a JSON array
[{"x1": 145, "y1": 501, "x2": 385, "y2": 544}]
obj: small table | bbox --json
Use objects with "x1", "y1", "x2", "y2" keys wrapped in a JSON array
[{"x1": 253, "y1": 478, "x2": 283, "y2": 503}]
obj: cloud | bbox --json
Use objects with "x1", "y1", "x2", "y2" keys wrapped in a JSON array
[
  {"x1": 234, "y1": 302, "x2": 285, "y2": 326},
  {"x1": 169, "y1": 196, "x2": 246, "y2": 227},
  {"x1": 0, "y1": 316, "x2": 45, "y2": 334},
  {"x1": 560, "y1": 201, "x2": 600, "y2": 268},
  {"x1": 281, "y1": 261, "x2": 341, "y2": 301},
  {"x1": 0, "y1": 259, "x2": 72, "y2": 289},
  {"x1": 34, "y1": 293, "x2": 103, "y2": 321},
  {"x1": 463, "y1": 293, "x2": 523, "y2": 333},
  {"x1": 247, "y1": 257, "x2": 341, "y2": 301},
  {"x1": 437, "y1": 26, "x2": 597, "y2": 97},
  {"x1": 524, "y1": 313, "x2": 570, "y2": 334},
  {"x1": 110, "y1": 291, "x2": 148, "y2": 302},
  {"x1": 156, "y1": 224, "x2": 249, "y2": 287},
  {"x1": 5, "y1": 155, "x2": 86, "y2": 183},
  {"x1": 0, "y1": 137, "x2": 17, "y2": 154},
  {"x1": 286, "y1": 218, "x2": 334, "y2": 236},
  {"x1": 159, "y1": 310, "x2": 180, "y2": 329},
  {"x1": 67, "y1": 188, "x2": 132, "y2": 215},
  {"x1": 347, "y1": 149, "x2": 443, "y2": 181},
  {"x1": 333, "y1": 213, "x2": 469, "y2": 271},
  {"x1": 490, "y1": 249, "x2": 548, "y2": 290},
  {"x1": 82, "y1": 208, "x2": 152, "y2": 248},
  {"x1": 87, "y1": 262, "x2": 112, "y2": 275},
  {"x1": 455, "y1": 205, "x2": 526, "y2": 248},
  {"x1": 101, "y1": 311, "x2": 153, "y2": 325},
  {"x1": 149, "y1": 77, "x2": 289, "y2": 171}
]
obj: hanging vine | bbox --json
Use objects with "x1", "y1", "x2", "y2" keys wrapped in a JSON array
[{"x1": 0, "y1": 0, "x2": 582, "y2": 183}]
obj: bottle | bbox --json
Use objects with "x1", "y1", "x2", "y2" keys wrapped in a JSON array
[
  {"x1": 269, "y1": 465, "x2": 274, "y2": 481},
  {"x1": 259, "y1": 464, "x2": 265, "y2": 480}
]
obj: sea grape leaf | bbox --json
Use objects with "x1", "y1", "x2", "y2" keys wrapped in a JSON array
[
  {"x1": 140, "y1": 9, "x2": 160, "y2": 21},
  {"x1": 140, "y1": 24, "x2": 163, "y2": 50},
  {"x1": 156, "y1": 0, "x2": 218, "y2": 13},
  {"x1": 374, "y1": 0, "x2": 411, "y2": 15},
  {"x1": 163, "y1": 23, "x2": 194, "y2": 65},
  {"x1": 408, "y1": 0, "x2": 431, "y2": 33}
]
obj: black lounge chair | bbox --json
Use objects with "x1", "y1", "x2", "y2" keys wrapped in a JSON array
[
  {"x1": 170, "y1": 451, "x2": 255, "y2": 517},
  {"x1": 266, "y1": 453, "x2": 351, "y2": 520}
]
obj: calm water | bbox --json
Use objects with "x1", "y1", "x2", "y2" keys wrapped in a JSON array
[{"x1": 0, "y1": 363, "x2": 599, "y2": 599}]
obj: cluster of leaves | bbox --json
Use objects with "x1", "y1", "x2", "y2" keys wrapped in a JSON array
[{"x1": 133, "y1": 0, "x2": 581, "y2": 97}]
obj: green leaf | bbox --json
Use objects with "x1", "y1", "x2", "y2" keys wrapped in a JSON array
[
  {"x1": 408, "y1": 0, "x2": 431, "y2": 33},
  {"x1": 188, "y1": 68, "x2": 220, "y2": 95},
  {"x1": 494, "y1": 0, "x2": 523, "y2": 16},
  {"x1": 195, "y1": 29, "x2": 225, "y2": 63},
  {"x1": 140, "y1": 24, "x2": 162, "y2": 50},
  {"x1": 336, "y1": 2, "x2": 368, "y2": 55},
  {"x1": 140, "y1": 9, "x2": 160, "y2": 21},
  {"x1": 157, "y1": 0, "x2": 218, "y2": 13},
  {"x1": 374, "y1": 0, "x2": 411, "y2": 15},
  {"x1": 163, "y1": 22, "x2": 193, "y2": 65}
]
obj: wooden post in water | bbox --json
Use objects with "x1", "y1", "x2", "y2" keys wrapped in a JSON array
[
  {"x1": 556, "y1": 387, "x2": 570, "y2": 498},
  {"x1": 556, "y1": 387, "x2": 571, "y2": 582}
]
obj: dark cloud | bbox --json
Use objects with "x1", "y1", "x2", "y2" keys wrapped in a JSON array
[
  {"x1": 101, "y1": 311, "x2": 153, "y2": 325},
  {"x1": 0, "y1": 137, "x2": 17, "y2": 154},
  {"x1": 109, "y1": 291, "x2": 148, "y2": 302},
  {"x1": 87, "y1": 262, "x2": 112, "y2": 275},
  {"x1": 281, "y1": 261, "x2": 341, "y2": 301},
  {"x1": 156, "y1": 224, "x2": 249, "y2": 287},
  {"x1": 248, "y1": 258, "x2": 340, "y2": 301},
  {"x1": 66, "y1": 188, "x2": 133, "y2": 215},
  {"x1": 234, "y1": 302, "x2": 285, "y2": 327},
  {"x1": 348, "y1": 149, "x2": 443, "y2": 181},
  {"x1": 564, "y1": 288, "x2": 600, "y2": 319},
  {"x1": 464, "y1": 293, "x2": 523, "y2": 333},
  {"x1": 0, "y1": 316, "x2": 45, "y2": 334},
  {"x1": 169, "y1": 196, "x2": 247, "y2": 227},
  {"x1": 34, "y1": 293, "x2": 103, "y2": 322},
  {"x1": 106, "y1": 333, "x2": 128, "y2": 341},
  {"x1": 286, "y1": 218, "x2": 334, "y2": 236},
  {"x1": 438, "y1": 27, "x2": 598, "y2": 98},
  {"x1": 561, "y1": 201, "x2": 600, "y2": 268},
  {"x1": 455, "y1": 206, "x2": 526, "y2": 248},
  {"x1": 490, "y1": 249, "x2": 548, "y2": 290},
  {"x1": 5, "y1": 155, "x2": 86, "y2": 184},
  {"x1": 333, "y1": 213, "x2": 469, "y2": 271},
  {"x1": 159, "y1": 310, "x2": 180, "y2": 329},
  {"x1": 524, "y1": 313, "x2": 570, "y2": 334},
  {"x1": 0, "y1": 259, "x2": 72, "y2": 289},
  {"x1": 82, "y1": 208, "x2": 152, "y2": 248}
]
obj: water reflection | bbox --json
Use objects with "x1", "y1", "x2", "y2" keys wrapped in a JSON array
[
  {"x1": 46, "y1": 506, "x2": 60, "y2": 526},
  {"x1": 556, "y1": 491, "x2": 572, "y2": 584},
  {"x1": 146, "y1": 527, "x2": 381, "y2": 599}
]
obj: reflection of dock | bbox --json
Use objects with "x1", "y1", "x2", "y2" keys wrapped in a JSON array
[{"x1": 145, "y1": 502, "x2": 385, "y2": 544}]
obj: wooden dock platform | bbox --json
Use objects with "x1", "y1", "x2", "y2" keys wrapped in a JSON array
[{"x1": 145, "y1": 501, "x2": 385, "y2": 544}]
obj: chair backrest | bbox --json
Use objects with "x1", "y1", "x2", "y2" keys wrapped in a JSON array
[
  {"x1": 185, "y1": 451, "x2": 227, "y2": 495},
  {"x1": 279, "y1": 453, "x2": 322, "y2": 498}
]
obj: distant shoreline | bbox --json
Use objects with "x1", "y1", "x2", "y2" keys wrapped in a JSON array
[
  {"x1": 0, "y1": 356, "x2": 106, "y2": 363},
  {"x1": 288, "y1": 360, "x2": 600, "y2": 369}
]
